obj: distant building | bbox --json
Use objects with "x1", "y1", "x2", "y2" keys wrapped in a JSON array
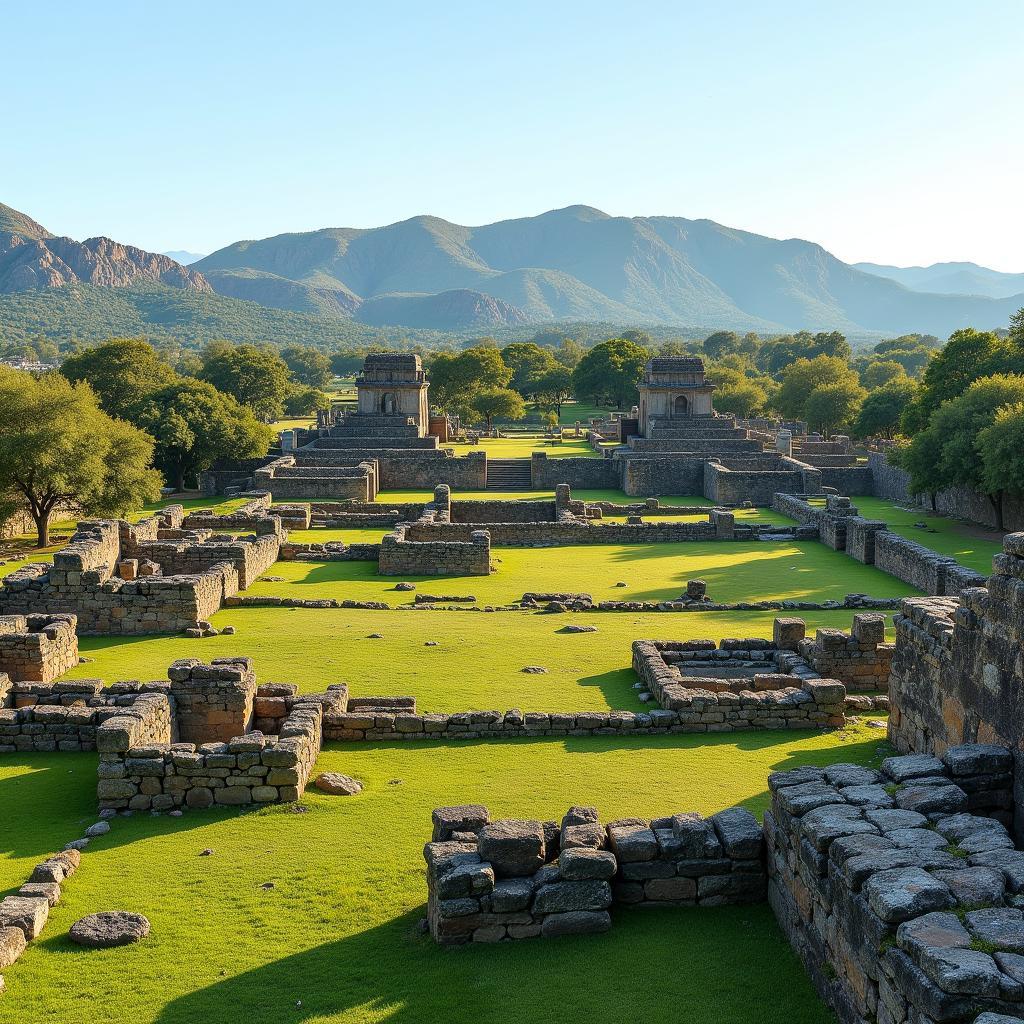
[
  {"x1": 637, "y1": 356, "x2": 716, "y2": 436},
  {"x1": 355, "y1": 353, "x2": 430, "y2": 437}
]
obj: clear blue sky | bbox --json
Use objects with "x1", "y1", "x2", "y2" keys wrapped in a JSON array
[{"x1": 6, "y1": 1, "x2": 1022, "y2": 269}]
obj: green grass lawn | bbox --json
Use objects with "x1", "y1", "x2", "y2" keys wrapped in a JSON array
[
  {"x1": 62, "y1": 605, "x2": 894, "y2": 712},
  {"x1": 445, "y1": 435, "x2": 601, "y2": 459},
  {"x1": 243, "y1": 539, "x2": 917, "y2": 608},
  {"x1": 852, "y1": 497, "x2": 1003, "y2": 575},
  {"x1": 0, "y1": 720, "x2": 886, "y2": 1024}
]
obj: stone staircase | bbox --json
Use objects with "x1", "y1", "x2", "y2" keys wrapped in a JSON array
[{"x1": 486, "y1": 459, "x2": 532, "y2": 490}]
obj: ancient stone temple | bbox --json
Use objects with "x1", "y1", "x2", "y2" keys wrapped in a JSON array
[
  {"x1": 637, "y1": 357, "x2": 716, "y2": 436},
  {"x1": 355, "y1": 353, "x2": 430, "y2": 436}
]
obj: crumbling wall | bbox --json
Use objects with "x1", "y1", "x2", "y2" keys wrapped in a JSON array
[
  {"x1": 378, "y1": 525, "x2": 491, "y2": 576},
  {"x1": 0, "y1": 613, "x2": 78, "y2": 683},
  {"x1": 887, "y1": 534, "x2": 1024, "y2": 838},
  {"x1": 425, "y1": 803, "x2": 764, "y2": 944}
]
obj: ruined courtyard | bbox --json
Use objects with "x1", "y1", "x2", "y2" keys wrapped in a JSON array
[{"x1": 2, "y1": 355, "x2": 1023, "y2": 1024}]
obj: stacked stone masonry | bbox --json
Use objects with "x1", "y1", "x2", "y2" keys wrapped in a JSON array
[
  {"x1": 425, "y1": 803, "x2": 764, "y2": 944},
  {"x1": 0, "y1": 613, "x2": 78, "y2": 683},
  {"x1": 888, "y1": 533, "x2": 1024, "y2": 841},
  {"x1": 768, "y1": 746, "x2": 1024, "y2": 1024}
]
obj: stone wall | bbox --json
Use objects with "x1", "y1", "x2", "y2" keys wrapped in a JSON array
[
  {"x1": 425, "y1": 803, "x2": 764, "y2": 944},
  {"x1": 869, "y1": 450, "x2": 1024, "y2": 531},
  {"x1": 796, "y1": 614, "x2": 894, "y2": 693},
  {"x1": 887, "y1": 533, "x2": 1024, "y2": 839},
  {"x1": 705, "y1": 461, "x2": 820, "y2": 505},
  {"x1": 0, "y1": 614, "x2": 78, "y2": 683},
  {"x1": 165, "y1": 657, "x2": 256, "y2": 744},
  {"x1": 874, "y1": 532, "x2": 987, "y2": 596},
  {"x1": 378, "y1": 525, "x2": 491, "y2": 576},
  {"x1": 632, "y1": 638, "x2": 848, "y2": 729},
  {"x1": 767, "y1": 746, "x2": 1024, "y2": 1024},
  {"x1": 620, "y1": 456, "x2": 705, "y2": 497},
  {"x1": 0, "y1": 679, "x2": 170, "y2": 753},
  {"x1": 401, "y1": 518, "x2": 731, "y2": 546},
  {"x1": 530, "y1": 452, "x2": 620, "y2": 490},
  {"x1": 96, "y1": 695, "x2": 323, "y2": 812}
]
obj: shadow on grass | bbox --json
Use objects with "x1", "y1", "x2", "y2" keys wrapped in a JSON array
[{"x1": 147, "y1": 904, "x2": 832, "y2": 1024}]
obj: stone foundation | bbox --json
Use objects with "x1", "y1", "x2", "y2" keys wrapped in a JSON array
[{"x1": 379, "y1": 525, "x2": 490, "y2": 576}]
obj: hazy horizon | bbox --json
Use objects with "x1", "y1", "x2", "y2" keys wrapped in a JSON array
[{"x1": 7, "y1": 0, "x2": 1023, "y2": 272}]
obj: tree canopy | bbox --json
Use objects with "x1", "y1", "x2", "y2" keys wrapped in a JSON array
[
  {"x1": 776, "y1": 355, "x2": 861, "y2": 420},
  {"x1": 469, "y1": 387, "x2": 526, "y2": 429},
  {"x1": 571, "y1": 338, "x2": 650, "y2": 409},
  {"x1": 131, "y1": 378, "x2": 275, "y2": 492},
  {"x1": 0, "y1": 368, "x2": 162, "y2": 546},
  {"x1": 428, "y1": 347, "x2": 513, "y2": 418},
  {"x1": 281, "y1": 345, "x2": 332, "y2": 388},
  {"x1": 60, "y1": 337, "x2": 177, "y2": 418},
  {"x1": 897, "y1": 373, "x2": 1024, "y2": 527},
  {"x1": 199, "y1": 342, "x2": 293, "y2": 422}
]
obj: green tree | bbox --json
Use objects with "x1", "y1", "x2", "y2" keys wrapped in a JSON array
[
  {"x1": 554, "y1": 338, "x2": 585, "y2": 369},
  {"x1": 861, "y1": 360, "x2": 907, "y2": 389},
  {"x1": 898, "y1": 374, "x2": 1024, "y2": 528},
  {"x1": 533, "y1": 367, "x2": 574, "y2": 415},
  {"x1": 59, "y1": 337, "x2": 176, "y2": 418},
  {"x1": 703, "y1": 331, "x2": 740, "y2": 360},
  {"x1": 0, "y1": 368, "x2": 162, "y2": 546},
  {"x1": 500, "y1": 342, "x2": 559, "y2": 398},
  {"x1": 853, "y1": 378, "x2": 917, "y2": 439},
  {"x1": 571, "y1": 338, "x2": 650, "y2": 409},
  {"x1": 978, "y1": 403, "x2": 1024, "y2": 521},
  {"x1": 281, "y1": 345, "x2": 332, "y2": 388},
  {"x1": 428, "y1": 347, "x2": 513, "y2": 416},
  {"x1": 199, "y1": 342, "x2": 292, "y2": 422},
  {"x1": 283, "y1": 386, "x2": 331, "y2": 417},
  {"x1": 132, "y1": 378, "x2": 275, "y2": 492},
  {"x1": 705, "y1": 365, "x2": 769, "y2": 417},
  {"x1": 901, "y1": 328, "x2": 1022, "y2": 434},
  {"x1": 469, "y1": 387, "x2": 526, "y2": 429},
  {"x1": 803, "y1": 380, "x2": 867, "y2": 437},
  {"x1": 776, "y1": 355, "x2": 861, "y2": 419}
]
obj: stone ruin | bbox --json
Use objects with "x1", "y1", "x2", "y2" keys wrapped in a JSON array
[
  {"x1": 425, "y1": 802, "x2": 764, "y2": 944},
  {"x1": 0, "y1": 505, "x2": 283, "y2": 634},
  {"x1": 0, "y1": 613, "x2": 78, "y2": 683},
  {"x1": 775, "y1": 491, "x2": 989, "y2": 597}
]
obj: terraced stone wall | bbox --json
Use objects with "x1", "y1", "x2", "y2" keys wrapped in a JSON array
[{"x1": 379, "y1": 525, "x2": 491, "y2": 576}]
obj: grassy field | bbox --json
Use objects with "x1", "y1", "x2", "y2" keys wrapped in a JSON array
[
  {"x1": 852, "y1": 497, "x2": 1003, "y2": 575},
  {"x1": 61, "y1": 605, "x2": 893, "y2": 712},
  {"x1": 0, "y1": 720, "x2": 886, "y2": 1024},
  {"x1": 242, "y1": 539, "x2": 917, "y2": 607},
  {"x1": 445, "y1": 435, "x2": 602, "y2": 459}
]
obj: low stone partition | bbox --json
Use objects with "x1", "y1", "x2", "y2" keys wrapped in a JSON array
[
  {"x1": 95, "y1": 657, "x2": 333, "y2": 811},
  {"x1": 379, "y1": 525, "x2": 491, "y2": 576},
  {"x1": 180, "y1": 492, "x2": 275, "y2": 531},
  {"x1": 254, "y1": 455, "x2": 378, "y2": 500},
  {"x1": 97, "y1": 701, "x2": 323, "y2": 812},
  {"x1": 632, "y1": 638, "x2": 847, "y2": 729},
  {"x1": 775, "y1": 492, "x2": 989, "y2": 596},
  {"x1": 279, "y1": 540, "x2": 381, "y2": 562},
  {"x1": 0, "y1": 613, "x2": 78, "y2": 683},
  {"x1": 767, "y1": 746, "x2": 1024, "y2": 1024},
  {"x1": 0, "y1": 679, "x2": 169, "y2": 753},
  {"x1": 794, "y1": 613, "x2": 894, "y2": 693},
  {"x1": 0, "y1": 517, "x2": 245, "y2": 634},
  {"x1": 530, "y1": 451, "x2": 620, "y2": 490},
  {"x1": 425, "y1": 803, "x2": 764, "y2": 944}
]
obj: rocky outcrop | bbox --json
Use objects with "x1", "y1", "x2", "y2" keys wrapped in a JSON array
[{"x1": 0, "y1": 203, "x2": 210, "y2": 294}]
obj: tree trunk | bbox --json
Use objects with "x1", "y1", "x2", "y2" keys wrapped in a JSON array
[
  {"x1": 989, "y1": 491, "x2": 1005, "y2": 531},
  {"x1": 33, "y1": 508, "x2": 50, "y2": 548},
  {"x1": 929, "y1": 492, "x2": 937, "y2": 511}
]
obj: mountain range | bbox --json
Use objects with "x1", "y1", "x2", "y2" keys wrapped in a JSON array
[
  {"x1": 2, "y1": 200, "x2": 1022, "y2": 340},
  {"x1": 854, "y1": 261, "x2": 1024, "y2": 300},
  {"x1": 193, "y1": 206, "x2": 1024, "y2": 334}
]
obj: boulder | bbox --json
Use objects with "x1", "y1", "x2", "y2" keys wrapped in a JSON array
[
  {"x1": 710, "y1": 808, "x2": 763, "y2": 859},
  {"x1": 0, "y1": 927, "x2": 26, "y2": 969},
  {"x1": 68, "y1": 912, "x2": 151, "y2": 948},
  {"x1": 314, "y1": 773, "x2": 362, "y2": 796}
]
